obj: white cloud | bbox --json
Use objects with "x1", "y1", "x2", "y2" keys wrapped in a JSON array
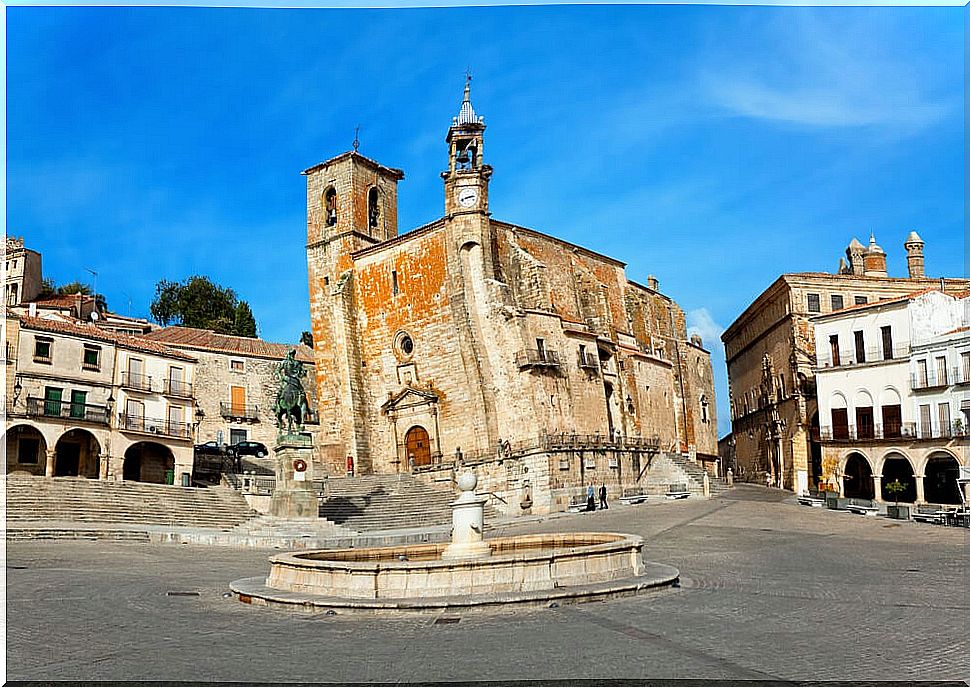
[{"x1": 687, "y1": 307, "x2": 724, "y2": 351}]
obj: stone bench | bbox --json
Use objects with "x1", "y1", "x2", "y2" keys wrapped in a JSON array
[
  {"x1": 619, "y1": 488, "x2": 648, "y2": 505},
  {"x1": 846, "y1": 503, "x2": 878, "y2": 516},
  {"x1": 665, "y1": 483, "x2": 690, "y2": 500},
  {"x1": 797, "y1": 495, "x2": 826, "y2": 508},
  {"x1": 912, "y1": 512, "x2": 945, "y2": 525}
]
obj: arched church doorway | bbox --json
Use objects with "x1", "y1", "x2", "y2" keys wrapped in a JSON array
[
  {"x1": 924, "y1": 453, "x2": 961, "y2": 505},
  {"x1": 54, "y1": 429, "x2": 101, "y2": 478},
  {"x1": 405, "y1": 426, "x2": 432, "y2": 468},
  {"x1": 124, "y1": 442, "x2": 175, "y2": 484},
  {"x1": 880, "y1": 453, "x2": 916, "y2": 503},
  {"x1": 843, "y1": 452, "x2": 874, "y2": 499}
]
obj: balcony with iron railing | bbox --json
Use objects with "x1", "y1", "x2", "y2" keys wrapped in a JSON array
[
  {"x1": 121, "y1": 371, "x2": 155, "y2": 392},
  {"x1": 220, "y1": 402, "x2": 259, "y2": 420},
  {"x1": 819, "y1": 421, "x2": 967, "y2": 442},
  {"x1": 816, "y1": 343, "x2": 910, "y2": 369},
  {"x1": 515, "y1": 348, "x2": 562, "y2": 371},
  {"x1": 118, "y1": 413, "x2": 193, "y2": 440},
  {"x1": 954, "y1": 366, "x2": 970, "y2": 386},
  {"x1": 911, "y1": 371, "x2": 951, "y2": 391},
  {"x1": 577, "y1": 351, "x2": 599, "y2": 372},
  {"x1": 24, "y1": 397, "x2": 110, "y2": 425},
  {"x1": 164, "y1": 378, "x2": 194, "y2": 398}
]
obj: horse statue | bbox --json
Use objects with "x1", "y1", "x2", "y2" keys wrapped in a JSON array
[{"x1": 274, "y1": 349, "x2": 311, "y2": 435}]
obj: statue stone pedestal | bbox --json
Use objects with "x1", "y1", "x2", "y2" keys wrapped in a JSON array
[{"x1": 269, "y1": 434, "x2": 317, "y2": 519}]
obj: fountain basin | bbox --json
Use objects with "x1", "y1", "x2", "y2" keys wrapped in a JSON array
[{"x1": 263, "y1": 532, "x2": 648, "y2": 599}]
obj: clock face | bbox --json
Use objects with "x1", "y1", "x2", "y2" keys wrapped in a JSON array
[{"x1": 457, "y1": 187, "x2": 479, "y2": 208}]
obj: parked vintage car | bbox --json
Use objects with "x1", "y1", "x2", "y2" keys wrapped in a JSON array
[{"x1": 229, "y1": 441, "x2": 269, "y2": 458}]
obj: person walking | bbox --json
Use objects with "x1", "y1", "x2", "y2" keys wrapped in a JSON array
[
  {"x1": 586, "y1": 484, "x2": 596, "y2": 512},
  {"x1": 599, "y1": 484, "x2": 608, "y2": 510}
]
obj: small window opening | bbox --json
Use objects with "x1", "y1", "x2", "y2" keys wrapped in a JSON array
[{"x1": 392, "y1": 270, "x2": 399, "y2": 296}]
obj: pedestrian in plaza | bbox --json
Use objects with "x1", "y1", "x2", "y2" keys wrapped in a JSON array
[
  {"x1": 586, "y1": 484, "x2": 596, "y2": 512},
  {"x1": 599, "y1": 483, "x2": 608, "y2": 510}
]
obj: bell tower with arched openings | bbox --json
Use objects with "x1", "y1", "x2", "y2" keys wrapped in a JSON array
[
  {"x1": 442, "y1": 75, "x2": 492, "y2": 217},
  {"x1": 304, "y1": 146, "x2": 404, "y2": 474}
]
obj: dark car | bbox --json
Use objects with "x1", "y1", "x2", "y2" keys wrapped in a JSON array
[
  {"x1": 230, "y1": 441, "x2": 268, "y2": 458},
  {"x1": 194, "y1": 440, "x2": 228, "y2": 456}
]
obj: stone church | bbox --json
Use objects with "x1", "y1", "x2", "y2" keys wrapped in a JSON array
[{"x1": 306, "y1": 81, "x2": 718, "y2": 513}]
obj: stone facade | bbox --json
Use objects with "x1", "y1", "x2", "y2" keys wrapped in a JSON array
[
  {"x1": 144, "y1": 327, "x2": 321, "y2": 460},
  {"x1": 722, "y1": 234, "x2": 970, "y2": 493},
  {"x1": 4, "y1": 236, "x2": 43, "y2": 307},
  {"x1": 5, "y1": 313, "x2": 196, "y2": 482},
  {"x1": 813, "y1": 289, "x2": 969, "y2": 505},
  {"x1": 305, "y1": 82, "x2": 718, "y2": 512}
]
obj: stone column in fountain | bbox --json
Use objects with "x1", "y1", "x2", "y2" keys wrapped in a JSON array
[
  {"x1": 441, "y1": 470, "x2": 491, "y2": 560},
  {"x1": 269, "y1": 434, "x2": 318, "y2": 518}
]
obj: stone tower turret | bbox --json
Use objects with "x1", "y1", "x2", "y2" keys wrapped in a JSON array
[
  {"x1": 442, "y1": 75, "x2": 492, "y2": 218},
  {"x1": 846, "y1": 238, "x2": 865, "y2": 275},
  {"x1": 863, "y1": 233, "x2": 888, "y2": 277},
  {"x1": 904, "y1": 230, "x2": 925, "y2": 279},
  {"x1": 304, "y1": 150, "x2": 405, "y2": 475}
]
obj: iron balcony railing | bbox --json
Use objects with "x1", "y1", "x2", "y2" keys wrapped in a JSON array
[
  {"x1": 954, "y1": 366, "x2": 970, "y2": 386},
  {"x1": 515, "y1": 348, "x2": 562, "y2": 370},
  {"x1": 439, "y1": 432, "x2": 663, "y2": 467},
  {"x1": 816, "y1": 344, "x2": 910, "y2": 369},
  {"x1": 25, "y1": 396, "x2": 110, "y2": 425},
  {"x1": 577, "y1": 351, "x2": 599, "y2": 371},
  {"x1": 121, "y1": 371, "x2": 155, "y2": 392},
  {"x1": 819, "y1": 422, "x2": 967, "y2": 442},
  {"x1": 911, "y1": 371, "x2": 951, "y2": 391},
  {"x1": 118, "y1": 413, "x2": 193, "y2": 439},
  {"x1": 164, "y1": 378, "x2": 194, "y2": 398},
  {"x1": 220, "y1": 402, "x2": 259, "y2": 420}
]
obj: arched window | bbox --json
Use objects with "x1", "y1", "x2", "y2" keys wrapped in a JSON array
[
  {"x1": 324, "y1": 187, "x2": 337, "y2": 227},
  {"x1": 367, "y1": 187, "x2": 380, "y2": 229}
]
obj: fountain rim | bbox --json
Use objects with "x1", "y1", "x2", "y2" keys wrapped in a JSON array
[{"x1": 268, "y1": 531, "x2": 644, "y2": 572}]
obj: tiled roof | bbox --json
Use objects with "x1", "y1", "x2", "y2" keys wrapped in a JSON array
[
  {"x1": 811, "y1": 287, "x2": 944, "y2": 320},
  {"x1": 19, "y1": 316, "x2": 196, "y2": 362},
  {"x1": 941, "y1": 325, "x2": 970, "y2": 337},
  {"x1": 31, "y1": 294, "x2": 93, "y2": 309},
  {"x1": 145, "y1": 326, "x2": 314, "y2": 363}
]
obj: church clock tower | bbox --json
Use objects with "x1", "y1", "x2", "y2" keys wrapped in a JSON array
[{"x1": 442, "y1": 76, "x2": 492, "y2": 217}]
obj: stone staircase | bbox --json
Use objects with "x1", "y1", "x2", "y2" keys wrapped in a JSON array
[
  {"x1": 5, "y1": 475, "x2": 257, "y2": 530},
  {"x1": 319, "y1": 473, "x2": 499, "y2": 532},
  {"x1": 644, "y1": 452, "x2": 729, "y2": 497}
]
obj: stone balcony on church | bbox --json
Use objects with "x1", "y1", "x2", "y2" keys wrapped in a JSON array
[{"x1": 515, "y1": 348, "x2": 562, "y2": 371}]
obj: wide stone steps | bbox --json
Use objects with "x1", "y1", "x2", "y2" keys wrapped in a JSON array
[
  {"x1": 5, "y1": 475, "x2": 256, "y2": 530},
  {"x1": 318, "y1": 473, "x2": 499, "y2": 531},
  {"x1": 5, "y1": 527, "x2": 152, "y2": 542},
  {"x1": 666, "y1": 453, "x2": 730, "y2": 494}
]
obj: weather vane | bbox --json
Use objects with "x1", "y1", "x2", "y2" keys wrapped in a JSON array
[{"x1": 353, "y1": 125, "x2": 360, "y2": 153}]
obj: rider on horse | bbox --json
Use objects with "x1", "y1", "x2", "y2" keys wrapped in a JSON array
[{"x1": 274, "y1": 349, "x2": 311, "y2": 434}]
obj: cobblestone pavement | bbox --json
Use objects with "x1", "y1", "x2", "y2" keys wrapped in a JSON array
[{"x1": 6, "y1": 485, "x2": 969, "y2": 682}]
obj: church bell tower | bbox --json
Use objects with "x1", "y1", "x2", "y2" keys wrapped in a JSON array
[{"x1": 442, "y1": 76, "x2": 492, "y2": 217}]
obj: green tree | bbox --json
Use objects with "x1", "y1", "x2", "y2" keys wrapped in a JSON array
[
  {"x1": 233, "y1": 301, "x2": 257, "y2": 338},
  {"x1": 885, "y1": 479, "x2": 907, "y2": 505},
  {"x1": 38, "y1": 278, "x2": 57, "y2": 299},
  {"x1": 150, "y1": 276, "x2": 258, "y2": 337}
]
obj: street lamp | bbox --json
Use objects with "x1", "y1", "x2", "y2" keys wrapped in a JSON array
[{"x1": 13, "y1": 376, "x2": 23, "y2": 404}]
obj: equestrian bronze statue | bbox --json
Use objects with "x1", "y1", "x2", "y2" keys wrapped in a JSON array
[{"x1": 274, "y1": 349, "x2": 311, "y2": 435}]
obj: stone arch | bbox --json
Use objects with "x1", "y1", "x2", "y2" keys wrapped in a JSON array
[
  {"x1": 853, "y1": 389, "x2": 873, "y2": 408},
  {"x1": 323, "y1": 186, "x2": 338, "y2": 227},
  {"x1": 842, "y1": 451, "x2": 874, "y2": 499},
  {"x1": 878, "y1": 387, "x2": 902, "y2": 406},
  {"x1": 880, "y1": 451, "x2": 916, "y2": 503},
  {"x1": 923, "y1": 451, "x2": 962, "y2": 505},
  {"x1": 853, "y1": 389, "x2": 875, "y2": 439},
  {"x1": 123, "y1": 441, "x2": 175, "y2": 484},
  {"x1": 54, "y1": 428, "x2": 102, "y2": 478},
  {"x1": 4, "y1": 423, "x2": 48, "y2": 476},
  {"x1": 404, "y1": 425, "x2": 431, "y2": 468}
]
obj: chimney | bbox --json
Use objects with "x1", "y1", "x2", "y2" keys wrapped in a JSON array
[
  {"x1": 904, "y1": 231, "x2": 925, "y2": 279},
  {"x1": 846, "y1": 238, "x2": 865, "y2": 275},
  {"x1": 647, "y1": 275, "x2": 659, "y2": 291},
  {"x1": 863, "y1": 233, "x2": 887, "y2": 277}
]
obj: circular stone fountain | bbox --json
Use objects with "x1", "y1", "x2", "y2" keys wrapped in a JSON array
[{"x1": 230, "y1": 471, "x2": 679, "y2": 612}]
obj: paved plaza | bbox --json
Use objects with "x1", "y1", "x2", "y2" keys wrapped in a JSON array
[{"x1": 6, "y1": 485, "x2": 969, "y2": 682}]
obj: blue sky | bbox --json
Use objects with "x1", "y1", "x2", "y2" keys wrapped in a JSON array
[{"x1": 6, "y1": 5, "x2": 965, "y2": 436}]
